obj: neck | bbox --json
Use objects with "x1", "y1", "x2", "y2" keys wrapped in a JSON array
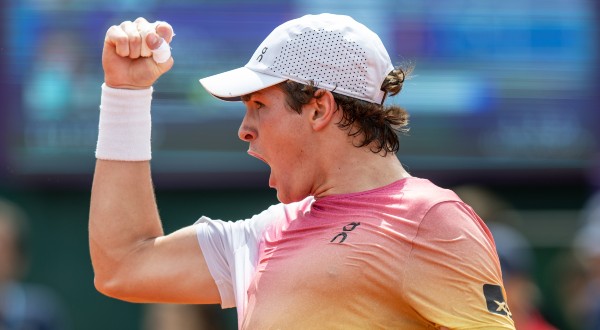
[{"x1": 311, "y1": 147, "x2": 411, "y2": 198}]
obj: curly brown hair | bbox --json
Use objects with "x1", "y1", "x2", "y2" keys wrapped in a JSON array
[{"x1": 277, "y1": 66, "x2": 410, "y2": 155}]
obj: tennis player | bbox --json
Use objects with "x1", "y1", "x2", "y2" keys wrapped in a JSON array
[{"x1": 90, "y1": 14, "x2": 516, "y2": 329}]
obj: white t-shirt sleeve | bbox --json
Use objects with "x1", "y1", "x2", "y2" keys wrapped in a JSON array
[
  {"x1": 194, "y1": 217, "x2": 239, "y2": 308},
  {"x1": 194, "y1": 204, "x2": 284, "y2": 310}
]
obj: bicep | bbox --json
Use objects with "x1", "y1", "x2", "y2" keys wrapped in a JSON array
[{"x1": 107, "y1": 225, "x2": 221, "y2": 304}]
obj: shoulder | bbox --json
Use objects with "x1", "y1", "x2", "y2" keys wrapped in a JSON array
[
  {"x1": 406, "y1": 177, "x2": 493, "y2": 248},
  {"x1": 403, "y1": 177, "x2": 460, "y2": 201},
  {"x1": 400, "y1": 177, "x2": 463, "y2": 217}
]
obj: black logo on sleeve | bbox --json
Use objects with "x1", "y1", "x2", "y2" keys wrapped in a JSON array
[
  {"x1": 330, "y1": 222, "x2": 361, "y2": 243},
  {"x1": 483, "y1": 284, "x2": 512, "y2": 318}
]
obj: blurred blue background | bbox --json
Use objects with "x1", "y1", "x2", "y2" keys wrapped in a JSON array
[{"x1": 0, "y1": 0, "x2": 598, "y2": 329}]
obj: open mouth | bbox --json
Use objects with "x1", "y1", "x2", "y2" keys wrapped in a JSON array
[
  {"x1": 248, "y1": 149, "x2": 275, "y2": 188},
  {"x1": 247, "y1": 150, "x2": 268, "y2": 165}
]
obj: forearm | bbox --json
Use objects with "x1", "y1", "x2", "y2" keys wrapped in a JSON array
[
  {"x1": 89, "y1": 160, "x2": 163, "y2": 263},
  {"x1": 89, "y1": 159, "x2": 164, "y2": 287}
]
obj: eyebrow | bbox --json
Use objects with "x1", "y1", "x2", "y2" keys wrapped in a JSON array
[
  {"x1": 241, "y1": 89, "x2": 268, "y2": 103},
  {"x1": 241, "y1": 92, "x2": 261, "y2": 103}
]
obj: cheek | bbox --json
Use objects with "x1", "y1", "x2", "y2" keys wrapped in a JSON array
[
  {"x1": 276, "y1": 132, "x2": 308, "y2": 168},
  {"x1": 276, "y1": 145, "x2": 313, "y2": 194},
  {"x1": 266, "y1": 116, "x2": 307, "y2": 152}
]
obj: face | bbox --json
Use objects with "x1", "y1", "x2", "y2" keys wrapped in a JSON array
[{"x1": 239, "y1": 85, "x2": 316, "y2": 203}]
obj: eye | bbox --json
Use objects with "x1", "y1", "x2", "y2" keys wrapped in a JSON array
[{"x1": 254, "y1": 101, "x2": 265, "y2": 109}]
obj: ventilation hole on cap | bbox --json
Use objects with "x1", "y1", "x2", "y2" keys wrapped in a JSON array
[{"x1": 269, "y1": 28, "x2": 369, "y2": 97}]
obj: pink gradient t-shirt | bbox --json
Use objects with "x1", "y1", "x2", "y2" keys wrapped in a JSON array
[{"x1": 196, "y1": 177, "x2": 515, "y2": 329}]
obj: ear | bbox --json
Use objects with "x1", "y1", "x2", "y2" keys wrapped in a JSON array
[{"x1": 307, "y1": 90, "x2": 337, "y2": 131}]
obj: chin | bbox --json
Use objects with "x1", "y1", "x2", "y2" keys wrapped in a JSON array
[
  {"x1": 275, "y1": 189, "x2": 307, "y2": 205},
  {"x1": 275, "y1": 191, "x2": 292, "y2": 204}
]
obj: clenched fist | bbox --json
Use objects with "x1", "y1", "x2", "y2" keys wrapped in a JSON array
[{"x1": 102, "y1": 17, "x2": 174, "y2": 89}]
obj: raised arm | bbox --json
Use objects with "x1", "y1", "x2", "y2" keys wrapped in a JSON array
[{"x1": 89, "y1": 18, "x2": 220, "y2": 304}]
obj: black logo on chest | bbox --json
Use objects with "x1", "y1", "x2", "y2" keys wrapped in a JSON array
[{"x1": 330, "y1": 222, "x2": 361, "y2": 243}]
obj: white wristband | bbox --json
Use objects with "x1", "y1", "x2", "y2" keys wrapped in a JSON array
[{"x1": 96, "y1": 83, "x2": 153, "y2": 161}]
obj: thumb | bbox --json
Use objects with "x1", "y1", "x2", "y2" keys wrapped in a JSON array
[
  {"x1": 146, "y1": 32, "x2": 162, "y2": 49},
  {"x1": 146, "y1": 32, "x2": 172, "y2": 65}
]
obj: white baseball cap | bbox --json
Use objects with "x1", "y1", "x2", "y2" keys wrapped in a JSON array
[{"x1": 199, "y1": 13, "x2": 394, "y2": 104}]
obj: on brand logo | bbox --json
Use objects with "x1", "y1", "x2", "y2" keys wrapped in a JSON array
[
  {"x1": 330, "y1": 222, "x2": 361, "y2": 243},
  {"x1": 256, "y1": 47, "x2": 268, "y2": 62}
]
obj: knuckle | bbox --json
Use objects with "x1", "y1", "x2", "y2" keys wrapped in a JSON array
[
  {"x1": 134, "y1": 17, "x2": 148, "y2": 24},
  {"x1": 156, "y1": 21, "x2": 170, "y2": 29},
  {"x1": 156, "y1": 24, "x2": 174, "y2": 42},
  {"x1": 114, "y1": 34, "x2": 128, "y2": 45},
  {"x1": 107, "y1": 25, "x2": 119, "y2": 35},
  {"x1": 119, "y1": 20, "x2": 133, "y2": 28},
  {"x1": 129, "y1": 35, "x2": 142, "y2": 46}
]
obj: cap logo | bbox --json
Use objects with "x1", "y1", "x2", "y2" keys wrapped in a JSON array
[{"x1": 256, "y1": 47, "x2": 268, "y2": 62}]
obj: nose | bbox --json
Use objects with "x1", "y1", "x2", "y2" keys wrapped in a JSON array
[{"x1": 238, "y1": 111, "x2": 257, "y2": 142}]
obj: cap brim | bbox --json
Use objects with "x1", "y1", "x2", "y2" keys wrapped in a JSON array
[{"x1": 199, "y1": 67, "x2": 287, "y2": 101}]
